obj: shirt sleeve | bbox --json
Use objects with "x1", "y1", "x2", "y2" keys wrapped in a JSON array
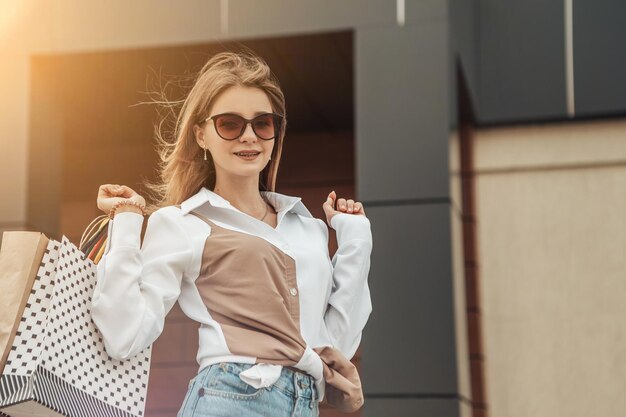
[
  {"x1": 324, "y1": 212, "x2": 373, "y2": 360},
  {"x1": 90, "y1": 208, "x2": 192, "y2": 360}
]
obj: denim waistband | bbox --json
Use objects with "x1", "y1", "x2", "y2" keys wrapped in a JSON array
[{"x1": 210, "y1": 362, "x2": 318, "y2": 401}]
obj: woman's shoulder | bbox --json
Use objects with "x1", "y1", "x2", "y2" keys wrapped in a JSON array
[
  {"x1": 160, "y1": 204, "x2": 213, "y2": 232},
  {"x1": 144, "y1": 205, "x2": 208, "y2": 244},
  {"x1": 148, "y1": 204, "x2": 184, "y2": 218},
  {"x1": 145, "y1": 205, "x2": 193, "y2": 228}
]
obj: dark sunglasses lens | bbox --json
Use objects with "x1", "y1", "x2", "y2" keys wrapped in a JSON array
[
  {"x1": 253, "y1": 114, "x2": 279, "y2": 139},
  {"x1": 215, "y1": 115, "x2": 245, "y2": 139}
]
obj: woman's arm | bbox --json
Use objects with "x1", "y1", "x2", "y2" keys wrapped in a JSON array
[
  {"x1": 91, "y1": 207, "x2": 193, "y2": 360},
  {"x1": 323, "y1": 212, "x2": 373, "y2": 360}
]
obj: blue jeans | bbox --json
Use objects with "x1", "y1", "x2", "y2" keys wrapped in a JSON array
[{"x1": 177, "y1": 362, "x2": 319, "y2": 417}]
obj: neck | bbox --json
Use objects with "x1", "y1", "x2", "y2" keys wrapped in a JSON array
[{"x1": 212, "y1": 176, "x2": 270, "y2": 216}]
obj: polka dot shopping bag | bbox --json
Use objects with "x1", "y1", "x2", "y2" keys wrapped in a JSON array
[{"x1": 0, "y1": 234, "x2": 151, "y2": 417}]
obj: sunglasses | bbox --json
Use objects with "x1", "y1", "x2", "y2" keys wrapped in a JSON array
[{"x1": 203, "y1": 112, "x2": 284, "y2": 141}]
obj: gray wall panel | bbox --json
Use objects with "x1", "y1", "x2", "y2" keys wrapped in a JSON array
[
  {"x1": 478, "y1": 0, "x2": 567, "y2": 123},
  {"x1": 364, "y1": 398, "x2": 470, "y2": 417},
  {"x1": 450, "y1": 0, "x2": 479, "y2": 121},
  {"x1": 449, "y1": 35, "x2": 459, "y2": 130},
  {"x1": 573, "y1": 0, "x2": 626, "y2": 116},
  {"x1": 356, "y1": 22, "x2": 450, "y2": 202},
  {"x1": 228, "y1": 0, "x2": 448, "y2": 39},
  {"x1": 228, "y1": 0, "x2": 395, "y2": 39},
  {"x1": 360, "y1": 204, "x2": 460, "y2": 394},
  {"x1": 405, "y1": 0, "x2": 449, "y2": 24}
]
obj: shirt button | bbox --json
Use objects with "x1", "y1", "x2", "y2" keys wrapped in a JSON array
[
  {"x1": 198, "y1": 387, "x2": 205, "y2": 397},
  {"x1": 290, "y1": 287, "x2": 298, "y2": 296}
]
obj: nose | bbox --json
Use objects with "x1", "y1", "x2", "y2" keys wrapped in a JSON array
[{"x1": 239, "y1": 122, "x2": 258, "y2": 142}]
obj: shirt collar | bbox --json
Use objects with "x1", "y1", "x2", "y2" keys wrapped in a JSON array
[{"x1": 179, "y1": 186, "x2": 313, "y2": 218}]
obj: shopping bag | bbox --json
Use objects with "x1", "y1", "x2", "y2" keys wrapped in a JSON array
[
  {"x1": 0, "y1": 234, "x2": 60, "y2": 416},
  {"x1": 0, "y1": 236, "x2": 152, "y2": 417},
  {"x1": 0, "y1": 231, "x2": 51, "y2": 374},
  {"x1": 78, "y1": 214, "x2": 110, "y2": 264}
]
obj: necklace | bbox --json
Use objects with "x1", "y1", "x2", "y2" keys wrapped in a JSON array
[
  {"x1": 258, "y1": 197, "x2": 270, "y2": 221},
  {"x1": 214, "y1": 188, "x2": 272, "y2": 221},
  {"x1": 259, "y1": 197, "x2": 274, "y2": 221}
]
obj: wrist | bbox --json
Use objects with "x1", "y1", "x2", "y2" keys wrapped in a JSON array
[
  {"x1": 114, "y1": 206, "x2": 144, "y2": 215},
  {"x1": 109, "y1": 199, "x2": 147, "y2": 219}
]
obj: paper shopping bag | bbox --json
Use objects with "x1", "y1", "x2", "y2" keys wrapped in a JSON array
[
  {"x1": 0, "y1": 231, "x2": 51, "y2": 374},
  {"x1": 0, "y1": 236, "x2": 152, "y2": 417}
]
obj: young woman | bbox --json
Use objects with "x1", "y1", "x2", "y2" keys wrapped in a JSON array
[{"x1": 93, "y1": 51, "x2": 372, "y2": 417}]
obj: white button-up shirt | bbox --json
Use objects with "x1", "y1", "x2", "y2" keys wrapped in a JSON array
[{"x1": 91, "y1": 186, "x2": 373, "y2": 402}]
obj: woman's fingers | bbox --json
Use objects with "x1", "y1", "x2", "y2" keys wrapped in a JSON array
[
  {"x1": 338, "y1": 199, "x2": 356, "y2": 213},
  {"x1": 337, "y1": 198, "x2": 347, "y2": 211},
  {"x1": 333, "y1": 194, "x2": 366, "y2": 215},
  {"x1": 324, "y1": 191, "x2": 336, "y2": 211},
  {"x1": 98, "y1": 184, "x2": 137, "y2": 199},
  {"x1": 118, "y1": 185, "x2": 135, "y2": 198},
  {"x1": 96, "y1": 184, "x2": 146, "y2": 215},
  {"x1": 323, "y1": 191, "x2": 367, "y2": 225},
  {"x1": 327, "y1": 191, "x2": 335, "y2": 207},
  {"x1": 99, "y1": 184, "x2": 118, "y2": 197}
]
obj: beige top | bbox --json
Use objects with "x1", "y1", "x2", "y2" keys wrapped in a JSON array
[{"x1": 187, "y1": 209, "x2": 308, "y2": 367}]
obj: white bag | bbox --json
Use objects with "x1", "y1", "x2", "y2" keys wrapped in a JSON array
[{"x1": 0, "y1": 236, "x2": 152, "y2": 417}]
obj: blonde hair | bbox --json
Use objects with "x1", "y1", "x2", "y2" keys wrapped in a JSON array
[{"x1": 142, "y1": 50, "x2": 287, "y2": 215}]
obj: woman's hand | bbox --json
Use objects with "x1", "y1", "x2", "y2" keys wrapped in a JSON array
[
  {"x1": 322, "y1": 190, "x2": 367, "y2": 227},
  {"x1": 96, "y1": 184, "x2": 146, "y2": 215}
]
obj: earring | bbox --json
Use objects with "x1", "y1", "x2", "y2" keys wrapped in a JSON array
[{"x1": 204, "y1": 147, "x2": 207, "y2": 161}]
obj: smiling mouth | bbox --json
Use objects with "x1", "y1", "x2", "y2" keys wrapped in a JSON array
[{"x1": 233, "y1": 152, "x2": 261, "y2": 160}]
